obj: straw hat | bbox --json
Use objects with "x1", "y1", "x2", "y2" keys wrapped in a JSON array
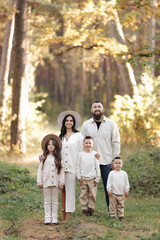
[
  {"x1": 57, "y1": 110, "x2": 81, "y2": 129},
  {"x1": 41, "y1": 134, "x2": 62, "y2": 151}
]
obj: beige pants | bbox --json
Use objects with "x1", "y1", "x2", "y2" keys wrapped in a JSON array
[
  {"x1": 80, "y1": 179, "x2": 97, "y2": 210},
  {"x1": 109, "y1": 194, "x2": 125, "y2": 217}
]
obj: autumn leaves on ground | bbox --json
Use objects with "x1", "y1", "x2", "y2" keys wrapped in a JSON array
[{"x1": 0, "y1": 151, "x2": 159, "y2": 240}]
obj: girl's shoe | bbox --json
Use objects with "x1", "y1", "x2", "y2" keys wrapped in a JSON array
[
  {"x1": 52, "y1": 222, "x2": 59, "y2": 225},
  {"x1": 44, "y1": 222, "x2": 51, "y2": 225},
  {"x1": 52, "y1": 218, "x2": 58, "y2": 224}
]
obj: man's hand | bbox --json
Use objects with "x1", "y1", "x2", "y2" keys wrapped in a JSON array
[
  {"x1": 108, "y1": 191, "x2": 112, "y2": 196},
  {"x1": 95, "y1": 152, "x2": 100, "y2": 160}
]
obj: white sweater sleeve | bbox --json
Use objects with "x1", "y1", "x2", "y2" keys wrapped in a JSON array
[
  {"x1": 37, "y1": 162, "x2": 43, "y2": 186},
  {"x1": 58, "y1": 159, "x2": 65, "y2": 186},
  {"x1": 76, "y1": 153, "x2": 81, "y2": 180},
  {"x1": 124, "y1": 173, "x2": 130, "y2": 192},
  {"x1": 95, "y1": 159, "x2": 100, "y2": 183},
  {"x1": 107, "y1": 171, "x2": 113, "y2": 192}
]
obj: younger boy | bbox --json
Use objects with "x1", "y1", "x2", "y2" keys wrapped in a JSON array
[
  {"x1": 107, "y1": 156, "x2": 130, "y2": 221},
  {"x1": 77, "y1": 136, "x2": 100, "y2": 216}
]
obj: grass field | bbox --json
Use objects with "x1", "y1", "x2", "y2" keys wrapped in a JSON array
[{"x1": 0, "y1": 151, "x2": 160, "y2": 240}]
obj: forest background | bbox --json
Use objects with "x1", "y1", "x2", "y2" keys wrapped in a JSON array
[
  {"x1": 0, "y1": 0, "x2": 160, "y2": 152},
  {"x1": 0, "y1": 0, "x2": 160, "y2": 239}
]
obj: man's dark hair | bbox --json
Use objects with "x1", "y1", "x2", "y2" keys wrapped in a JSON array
[{"x1": 91, "y1": 100, "x2": 103, "y2": 108}]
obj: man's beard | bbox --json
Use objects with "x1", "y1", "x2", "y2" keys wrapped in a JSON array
[{"x1": 92, "y1": 112, "x2": 103, "y2": 121}]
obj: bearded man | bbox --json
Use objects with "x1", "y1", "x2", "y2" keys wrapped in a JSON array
[{"x1": 81, "y1": 100, "x2": 120, "y2": 211}]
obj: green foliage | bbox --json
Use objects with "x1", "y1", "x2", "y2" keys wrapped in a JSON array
[
  {"x1": 124, "y1": 147, "x2": 160, "y2": 196},
  {"x1": 0, "y1": 159, "x2": 160, "y2": 239},
  {"x1": 110, "y1": 71, "x2": 160, "y2": 145},
  {"x1": 0, "y1": 162, "x2": 33, "y2": 194},
  {"x1": 0, "y1": 162, "x2": 43, "y2": 222}
]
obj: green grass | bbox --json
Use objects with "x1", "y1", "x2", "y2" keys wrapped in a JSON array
[{"x1": 0, "y1": 158, "x2": 160, "y2": 240}]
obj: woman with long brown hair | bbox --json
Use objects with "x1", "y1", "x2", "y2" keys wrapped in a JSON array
[{"x1": 58, "y1": 111, "x2": 83, "y2": 221}]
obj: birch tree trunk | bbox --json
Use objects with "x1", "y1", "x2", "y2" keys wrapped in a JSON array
[
  {"x1": 11, "y1": 0, "x2": 27, "y2": 152},
  {"x1": 149, "y1": 0, "x2": 157, "y2": 75},
  {"x1": 106, "y1": 56, "x2": 111, "y2": 114},
  {"x1": 0, "y1": 0, "x2": 15, "y2": 125},
  {"x1": 110, "y1": 0, "x2": 140, "y2": 101},
  {"x1": 71, "y1": 51, "x2": 76, "y2": 109},
  {"x1": 80, "y1": 49, "x2": 87, "y2": 118}
]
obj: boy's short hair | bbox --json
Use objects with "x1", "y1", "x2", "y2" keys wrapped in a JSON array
[
  {"x1": 83, "y1": 136, "x2": 93, "y2": 142},
  {"x1": 112, "y1": 156, "x2": 122, "y2": 162},
  {"x1": 91, "y1": 100, "x2": 103, "y2": 108}
]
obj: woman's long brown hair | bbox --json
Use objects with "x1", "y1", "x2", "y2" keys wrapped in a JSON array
[{"x1": 43, "y1": 138, "x2": 62, "y2": 174}]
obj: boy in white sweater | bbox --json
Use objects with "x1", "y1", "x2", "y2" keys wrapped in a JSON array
[
  {"x1": 77, "y1": 136, "x2": 100, "y2": 216},
  {"x1": 107, "y1": 157, "x2": 129, "y2": 221}
]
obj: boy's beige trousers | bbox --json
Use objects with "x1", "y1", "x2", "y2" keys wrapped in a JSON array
[
  {"x1": 109, "y1": 194, "x2": 125, "y2": 217},
  {"x1": 80, "y1": 179, "x2": 97, "y2": 210}
]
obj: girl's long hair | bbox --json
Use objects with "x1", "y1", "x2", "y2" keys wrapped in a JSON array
[
  {"x1": 43, "y1": 138, "x2": 62, "y2": 174},
  {"x1": 59, "y1": 114, "x2": 78, "y2": 140}
]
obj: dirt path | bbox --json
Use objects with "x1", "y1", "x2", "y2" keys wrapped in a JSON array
[{"x1": 19, "y1": 218, "x2": 107, "y2": 240}]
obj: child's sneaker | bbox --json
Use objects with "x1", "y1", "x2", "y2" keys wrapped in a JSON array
[
  {"x1": 87, "y1": 208, "x2": 94, "y2": 216},
  {"x1": 119, "y1": 217, "x2": 125, "y2": 221},
  {"x1": 82, "y1": 210, "x2": 87, "y2": 215}
]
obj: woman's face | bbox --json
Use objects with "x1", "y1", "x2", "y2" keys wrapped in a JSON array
[{"x1": 65, "y1": 116, "x2": 74, "y2": 129}]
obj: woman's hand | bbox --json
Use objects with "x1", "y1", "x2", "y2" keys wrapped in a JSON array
[
  {"x1": 59, "y1": 185, "x2": 64, "y2": 190},
  {"x1": 38, "y1": 185, "x2": 43, "y2": 188},
  {"x1": 39, "y1": 154, "x2": 45, "y2": 162}
]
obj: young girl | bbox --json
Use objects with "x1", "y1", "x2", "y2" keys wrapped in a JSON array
[{"x1": 37, "y1": 134, "x2": 65, "y2": 225}]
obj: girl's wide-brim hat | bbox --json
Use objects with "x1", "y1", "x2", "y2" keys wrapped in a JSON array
[
  {"x1": 41, "y1": 134, "x2": 62, "y2": 151},
  {"x1": 57, "y1": 110, "x2": 81, "y2": 129}
]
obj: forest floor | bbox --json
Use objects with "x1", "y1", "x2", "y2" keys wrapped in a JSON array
[{"x1": 0, "y1": 151, "x2": 160, "y2": 240}]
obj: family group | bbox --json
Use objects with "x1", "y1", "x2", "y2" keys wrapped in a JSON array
[{"x1": 37, "y1": 101, "x2": 130, "y2": 225}]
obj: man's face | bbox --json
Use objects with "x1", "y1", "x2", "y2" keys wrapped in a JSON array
[{"x1": 91, "y1": 102, "x2": 104, "y2": 120}]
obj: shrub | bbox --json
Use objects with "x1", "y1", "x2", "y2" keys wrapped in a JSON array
[
  {"x1": 110, "y1": 71, "x2": 160, "y2": 146},
  {"x1": 0, "y1": 162, "x2": 35, "y2": 194},
  {"x1": 124, "y1": 147, "x2": 160, "y2": 196}
]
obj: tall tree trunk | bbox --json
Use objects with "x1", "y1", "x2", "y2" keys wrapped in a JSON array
[
  {"x1": 115, "y1": 58, "x2": 130, "y2": 95},
  {"x1": 63, "y1": 63, "x2": 70, "y2": 107},
  {"x1": 71, "y1": 51, "x2": 76, "y2": 109},
  {"x1": 11, "y1": 0, "x2": 27, "y2": 152},
  {"x1": 80, "y1": 49, "x2": 87, "y2": 117},
  {"x1": 106, "y1": 56, "x2": 111, "y2": 114},
  {"x1": 150, "y1": 0, "x2": 157, "y2": 75},
  {"x1": 110, "y1": 0, "x2": 140, "y2": 101},
  {"x1": 0, "y1": 0, "x2": 15, "y2": 125},
  {"x1": 54, "y1": 57, "x2": 64, "y2": 107}
]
